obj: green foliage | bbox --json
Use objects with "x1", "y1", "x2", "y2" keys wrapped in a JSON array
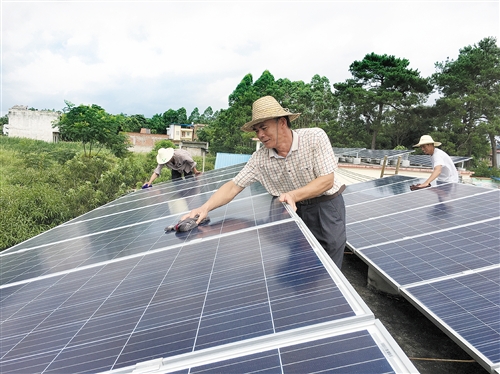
[
  {"x1": 0, "y1": 137, "x2": 152, "y2": 251},
  {"x1": 471, "y1": 160, "x2": 500, "y2": 178},
  {"x1": 57, "y1": 102, "x2": 131, "y2": 157},
  {"x1": 0, "y1": 184, "x2": 72, "y2": 247},
  {"x1": 334, "y1": 52, "x2": 432, "y2": 150},
  {"x1": 432, "y1": 36, "x2": 500, "y2": 167}
]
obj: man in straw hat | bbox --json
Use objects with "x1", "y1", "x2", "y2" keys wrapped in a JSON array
[
  {"x1": 412, "y1": 135, "x2": 459, "y2": 188},
  {"x1": 182, "y1": 95, "x2": 346, "y2": 268},
  {"x1": 142, "y1": 147, "x2": 201, "y2": 188}
]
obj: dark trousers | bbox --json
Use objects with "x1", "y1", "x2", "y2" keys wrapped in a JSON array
[
  {"x1": 172, "y1": 170, "x2": 194, "y2": 180},
  {"x1": 296, "y1": 194, "x2": 346, "y2": 269}
]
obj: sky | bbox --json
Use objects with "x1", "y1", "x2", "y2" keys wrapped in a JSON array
[{"x1": 1, "y1": 0, "x2": 499, "y2": 119}]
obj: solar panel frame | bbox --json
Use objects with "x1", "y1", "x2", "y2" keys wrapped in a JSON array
[{"x1": 108, "y1": 320, "x2": 417, "y2": 374}]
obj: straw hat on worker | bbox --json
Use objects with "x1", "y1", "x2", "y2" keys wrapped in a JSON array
[
  {"x1": 240, "y1": 96, "x2": 301, "y2": 132},
  {"x1": 156, "y1": 147, "x2": 175, "y2": 164},
  {"x1": 413, "y1": 135, "x2": 442, "y2": 147}
]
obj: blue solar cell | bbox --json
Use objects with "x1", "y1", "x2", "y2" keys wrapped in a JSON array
[
  {"x1": 346, "y1": 183, "x2": 483, "y2": 222},
  {"x1": 0, "y1": 194, "x2": 291, "y2": 286},
  {"x1": 403, "y1": 268, "x2": 500, "y2": 366},
  {"x1": 347, "y1": 189, "x2": 500, "y2": 250},
  {"x1": 0, "y1": 221, "x2": 360, "y2": 373},
  {"x1": 190, "y1": 328, "x2": 396, "y2": 374},
  {"x1": 356, "y1": 219, "x2": 499, "y2": 286}
]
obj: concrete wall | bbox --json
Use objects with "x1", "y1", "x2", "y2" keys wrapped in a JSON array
[
  {"x1": 125, "y1": 132, "x2": 171, "y2": 153},
  {"x1": 6, "y1": 105, "x2": 61, "y2": 142}
]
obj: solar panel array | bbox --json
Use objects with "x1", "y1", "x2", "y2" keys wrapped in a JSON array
[
  {"x1": 0, "y1": 164, "x2": 417, "y2": 374},
  {"x1": 408, "y1": 155, "x2": 473, "y2": 167},
  {"x1": 333, "y1": 147, "x2": 412, "y2": 161},
  {"x1": 344, "y1": 177, "x2": 500, "y2": 373}
]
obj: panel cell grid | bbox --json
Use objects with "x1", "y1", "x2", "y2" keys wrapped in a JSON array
[
  {"x1": 1, "y1": 221, "x2": 358, "y2": 373},
  {"x1": 403, "y1": 268, "x2": 500, "y2": 366}
]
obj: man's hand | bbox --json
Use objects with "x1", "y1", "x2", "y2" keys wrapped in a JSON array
[
  {"x1": 181, "y1": 206, "x2": 209, "y2": 224},
  {"x1": 142, "y1": 183, "x2": 151, "y2": 189},
  {"x1": 410, "y1": 184, "x2": 431, "y2": 191},
  {"x1": 279, "y1": 192, "x2": 298, "y2": 211}
]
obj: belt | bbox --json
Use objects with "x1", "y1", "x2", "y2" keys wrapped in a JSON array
[{"x1": 297, "y1": 184, "x2": 346, "y2": 206}]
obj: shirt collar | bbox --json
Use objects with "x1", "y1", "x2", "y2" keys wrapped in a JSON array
[{"x1": 269, "y1": 130, "x2": 298, "y2": 159}]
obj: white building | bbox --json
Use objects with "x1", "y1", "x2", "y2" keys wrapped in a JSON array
[
  {"x1": 5, "y1": 105, "x2": 61, "y2": 142},
  {"x1": 167, "y1": 124, "x2": 194, "y2": 142}
]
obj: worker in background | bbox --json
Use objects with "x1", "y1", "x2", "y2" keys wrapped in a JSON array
[
  {"x1": 142, "y1": 147, "x2": 201, "y2": 188},
  {"x1": 412, "y1": 135, "x2": 459, "y2": 187}
]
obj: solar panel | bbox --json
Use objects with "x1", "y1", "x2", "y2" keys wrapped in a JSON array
[
  {"x1": 110, "y1": 320, "x2": 415, "y2": 374},
  {"x1": 358, "y1": 218, "x2": 500, "y2": 286},
  {"x1": 332, "y1": 147, "x2": 366, "y2": 157},
  {"x1": 408, "y1": 155, "x2": 473, "y2": 167},
  {"x1": 344, "y1": 178, "x2": 500, "y2": 373},
  {"x1": 346, "y1": 183, "x2": 490, "y2": 223},
  {"x1": 0, "y1": 164, "x2": 417, "y2": 374},
  {"x1": 347, "y1": 187, "x2": 499, "y2": 250},
  {"x1": 403, "y1": 267, "x2": 500, "y2": 370},
  {"x1": 214, "y1": 153, "x2": 251, "y2": 169},
  {"x1": 343, "y1": 174, "x2": 417, "y2": 194}
]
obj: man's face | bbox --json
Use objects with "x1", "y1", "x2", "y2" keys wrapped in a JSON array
[
  {"x1": 420, "y1": 144, "x2": 434, "y2": 155},
  {"x1": 252, "y1": 118, "x2": 280, "y2": 149}
]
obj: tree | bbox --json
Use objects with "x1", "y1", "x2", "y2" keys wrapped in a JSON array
[
  {"x1": 162, "y1": 109, "x2": 178, "y2": 126},
  {"x1": 118, "y1": 114, "x2": 147, "y2": 133},
  {"x1": 188, "y1": 107, "x2": 201, "y2": 124},
  {"x1": 57, "y1": 102, "x2": 129, "y2": 157},
  {"x1": 432, "y1": 37, "x2": 500, "y2": 167},
  {"x1": 200, "y1": 107, "x2": 215, "y2": 124},
  {"x1": 334, "y1": 53, "x2": 432, "y2": 149},
  {"x1": 0, "y1": 114, "x2": 7, "y2": 135},
  {"x1": 148, "y1": 114, "x2": 166, "y2": 134}
]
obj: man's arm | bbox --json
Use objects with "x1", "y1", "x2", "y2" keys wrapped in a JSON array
[
  {"x1": 279, "y1": 173, "x2": 334, "y2": 211},
  {"x1": 143, "y1": 172, "x2": 159, "y2": 188},
  {"x1": 182, "y1": 180, "x2": 244, "y2": 223},
  {"x1": 417, "y1": 165, "x2": 442, "y2": 187}
]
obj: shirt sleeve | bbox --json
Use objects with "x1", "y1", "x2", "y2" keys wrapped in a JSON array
[
  {"x1": 311, "y1": 129, "x2": 337, "y2": 176},
  {"x1": 233, "y1": 152, "x2": 260, "y2": 188},
  {"x1": 154, "y1": 164, "x2": 165, "y2": 175}
]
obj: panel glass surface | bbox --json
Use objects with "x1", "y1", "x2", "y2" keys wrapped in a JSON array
[
  {"x1": 346, "y1": 183, "x2": 490, "y2": 223},
  {"x1": 343, "y1": 175, "x2": 416, "y2": 195},
  {"x1": 189, "y1": 328, "x2": 396, "y2": 374},
  {"x1": 0, "y1": 221, "x2": 358, "y2": 373},
  {"x1": 357, "y1": 218, "x2": 500, "y2": 286},
  {"x1": 403, "y1": 268, "x2": 500, "y2": 367},
  {"x1": 347, "y1": 189, "x2": 500, "y2": 249},
  {"x1": 1, "y1": 194, "x2": 291, "y2": 285}
]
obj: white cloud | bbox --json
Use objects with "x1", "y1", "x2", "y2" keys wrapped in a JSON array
[{"x1": 2, "y1": 1, "x2": 499, "y2": 117}]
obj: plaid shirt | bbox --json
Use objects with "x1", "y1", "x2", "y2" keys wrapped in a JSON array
[{"x1": 233, "y1": 128, "x2": 341, "y2": 196}]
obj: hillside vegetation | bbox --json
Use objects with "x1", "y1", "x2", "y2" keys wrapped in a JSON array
[{"x1": 0, "y1": 137, "x2": 214, "y2": 251}]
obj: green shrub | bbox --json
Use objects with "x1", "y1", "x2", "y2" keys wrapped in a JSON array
[
  {"x1": 471, "y1": 160, "x2": 500, "y2": 178},
  {"x1": 0, "y1": 184, "x2": 71, "y2": 249}
]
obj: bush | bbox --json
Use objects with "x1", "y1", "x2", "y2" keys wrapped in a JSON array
[
  {"x1": 471, "y1": 160, "x2": 500, "y2": 178},
  {"x1": 0, "y1": 184, "x2": 72, "y2": 249}
]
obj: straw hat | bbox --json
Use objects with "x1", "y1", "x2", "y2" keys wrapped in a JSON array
[
  {"x1": 157, "y1": 147, "x2": 175, "y2": 164},
  {"x1": 240, "y1": 96, "x2": 301, "y2": 132},
  {"x1": 413, "y1": 135, "x2": 441, "y2": 147}
]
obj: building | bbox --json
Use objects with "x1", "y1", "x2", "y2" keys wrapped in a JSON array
[
  {"x1": 5, "y1": 105, "x2": 61, "y2": 142},
  {"x1": 167, "y1": 124, "x2": 194, "y2": 142}
]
